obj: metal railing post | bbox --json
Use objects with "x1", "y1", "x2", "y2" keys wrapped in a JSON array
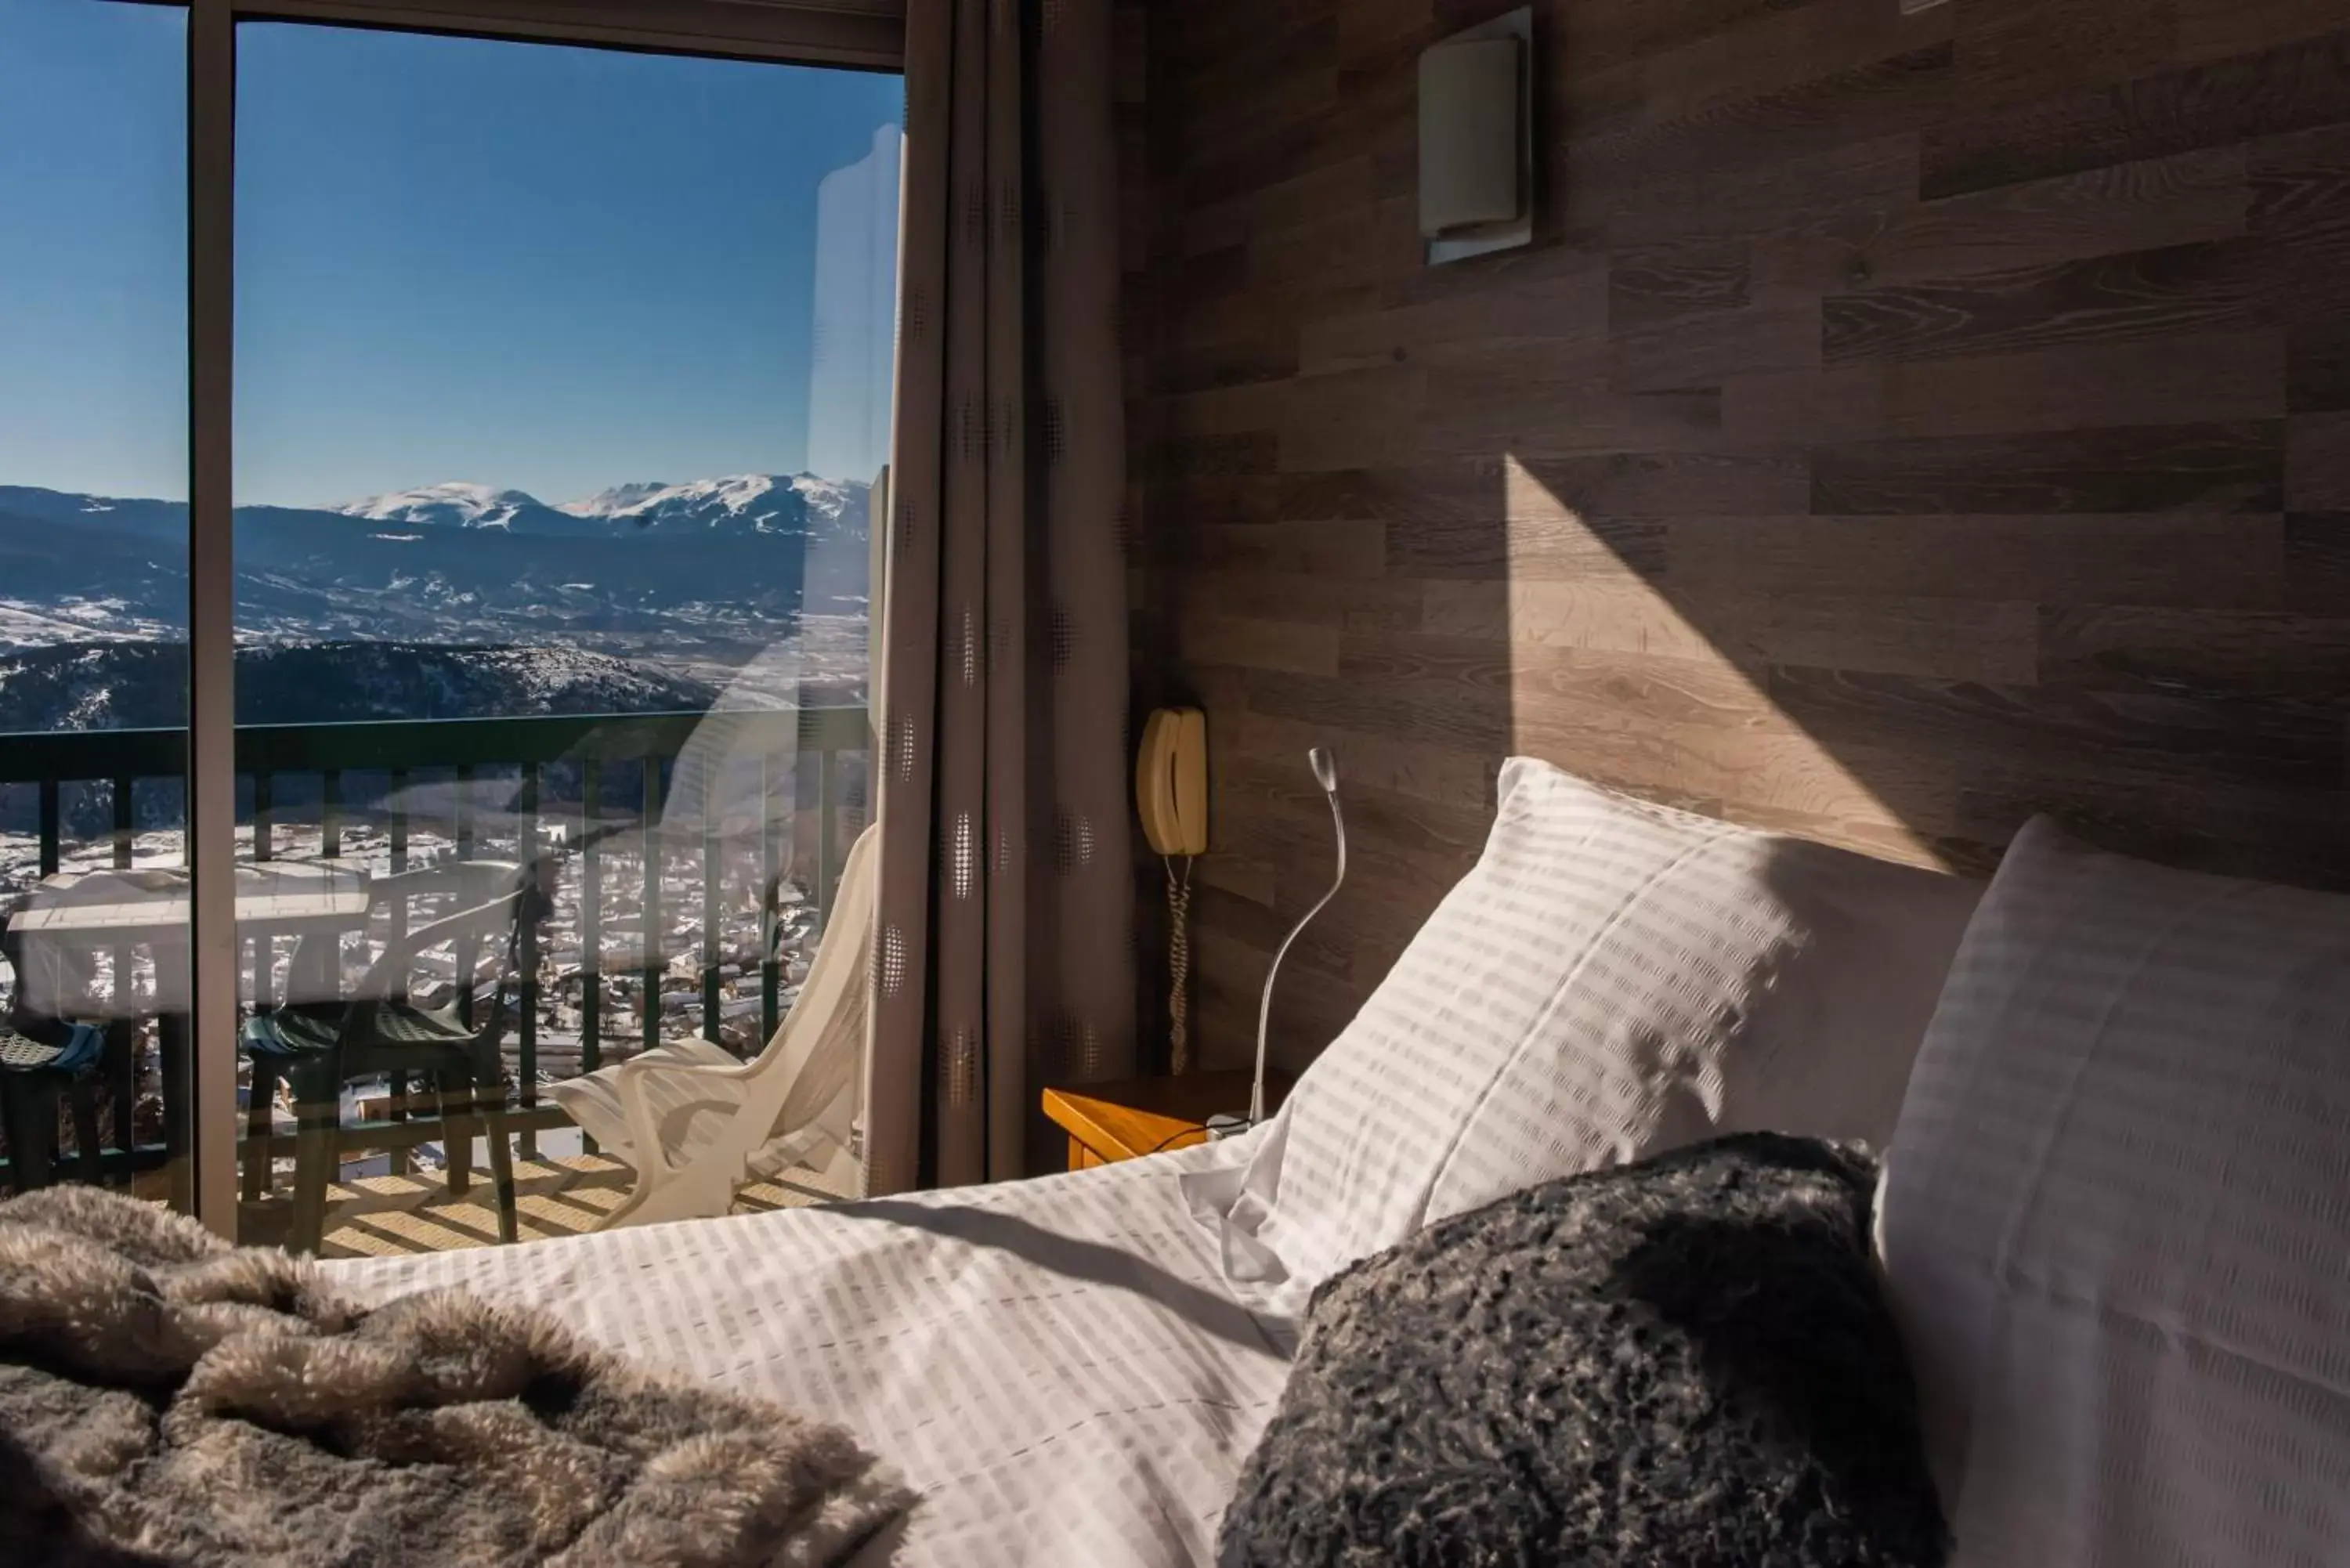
[
  {"x1": 700, "y1": 762, "x2": 721, "y2": 1044},
  {"x1": 518, "y1": 763, "x2": 540, "y2": 1161},
  {"x1": 761, "y1": 749, "x2": 782, "y2": 1046},
  {"x1": 0, "y1": 709, "x2": 862, "y2": 1198},
  {"x1": 580, "y1": 757, "x2": 602, "y2": 1155},
  {"x1": 640, "y1": 758, "x2": 662, "y2": 1058}
]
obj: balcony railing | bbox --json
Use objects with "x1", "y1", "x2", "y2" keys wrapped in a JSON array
[{"x1": 0, "y1": 706, "x2": 869, "y2": 1190}]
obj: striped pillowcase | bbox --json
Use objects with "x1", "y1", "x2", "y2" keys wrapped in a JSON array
[
  {"x1": 1192, "y1": 757, "x2": 1979, "y2": 1289},
  {"x1": 1881, "y1": 816, "x2": 2350, "y2": 1568}
]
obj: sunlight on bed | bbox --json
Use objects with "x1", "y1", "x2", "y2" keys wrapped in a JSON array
[{"x1": 231, "y1": 1152, "x2": 859, "y2": 1258}]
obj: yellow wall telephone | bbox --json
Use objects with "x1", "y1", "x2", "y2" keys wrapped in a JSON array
[
  {"x1": 1136, "y1": 706, "x2": 1208, "y2": 857},
  {"x1": 1137, "y1": 707, "x2": 1207, "y2": 1072}
]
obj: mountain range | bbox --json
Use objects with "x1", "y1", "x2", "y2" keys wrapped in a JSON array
[
  {"x1": 328, "y1": 473, "x2": 864, "y2": 539},
  {"x1": 0, "y1": 474, "x2": 870, "y2": 652},
  {"x1": 0, "y1": 473, "x2": 873, "y2": 739}
]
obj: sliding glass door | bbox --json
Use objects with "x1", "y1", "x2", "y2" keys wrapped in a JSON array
[
  {"x1": 0, "y1": 0, "x2": 197, "y2": 1210},
  {"x1": 0, "y1": 0, "x2": 901, "y2": 1245}
]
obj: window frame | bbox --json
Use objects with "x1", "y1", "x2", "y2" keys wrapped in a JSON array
[
  {"x1": 179, "y1": 0, "x2": 907, "y2": 1232},
  {"x1": 226, "y1": 0, "x2": 903, "y2": 69}
]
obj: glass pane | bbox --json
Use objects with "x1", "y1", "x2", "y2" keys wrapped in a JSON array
[
  {"x1": 233, "y1": 22, "x2": 899, "y2": 1252},
  {"x1": 0, "y1": 0, "x2": 194, "y2": 1210}
]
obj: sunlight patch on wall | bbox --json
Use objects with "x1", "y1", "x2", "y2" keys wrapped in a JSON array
[{"x1": 1493, "y1": 454, "x2": 1950, "y2": 869}]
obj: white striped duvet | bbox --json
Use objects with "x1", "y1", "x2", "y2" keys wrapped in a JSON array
[{"x1": 323, "y1": 1133, "x2": 1297, "y2": 1567}]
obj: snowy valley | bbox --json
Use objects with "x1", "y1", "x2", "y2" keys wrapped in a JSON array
[
  {"x1": 0, "y1": 472, "x2": 876, "y2": 1118},
  {"x1": 0, "y1": 471, "x2": 873, "y2": 722}
]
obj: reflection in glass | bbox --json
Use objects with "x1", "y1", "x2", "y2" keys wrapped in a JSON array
[
  {"x1": 230, "y1": 22, "x2": 902, "y2": 1251},
  {"x1": 0, "y1": 0, "x2": 194, "y2": 1210}
]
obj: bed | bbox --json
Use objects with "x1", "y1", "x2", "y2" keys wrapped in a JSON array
[
  {"x1": 326, "y1": 758, "x2": 2350, "y2": 1566},
  {"x1": 324, "y1": 1131, "x2": 1300, "y2": 1567},
  {"x1": 320, "y1": 758, "x2": 1983, "y2": 1566}
]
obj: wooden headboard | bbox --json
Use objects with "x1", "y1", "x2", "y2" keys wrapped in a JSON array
[{"x1": 1120, "y1": 0, "x2": 2350, "y2": 1070}]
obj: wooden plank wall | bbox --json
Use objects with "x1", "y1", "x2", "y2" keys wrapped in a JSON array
[{"x1": 1125, "y1": 0, "x2": 2350, "y2": 1075}]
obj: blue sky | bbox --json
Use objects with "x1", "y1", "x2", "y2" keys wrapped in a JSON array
[{"x1": 0, "y1": 1, "x2": 903, "y2": 506}]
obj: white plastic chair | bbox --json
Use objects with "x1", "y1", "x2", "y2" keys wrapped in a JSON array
[{"x1": 549, "y1": 822, "x2": 876, "y2": 1230}]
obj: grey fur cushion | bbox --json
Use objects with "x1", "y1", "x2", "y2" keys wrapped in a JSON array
[{"x1": 1218, "y1": 1133, "x2": 1947, "y2": 1568}]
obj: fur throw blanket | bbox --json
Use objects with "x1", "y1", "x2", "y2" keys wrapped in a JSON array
[{"x1": 0, "y1": 1187, "x2": 913, "y2": 1567}]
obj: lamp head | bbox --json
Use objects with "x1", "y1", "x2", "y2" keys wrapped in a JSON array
[{"x1": 1309, "y1": 746, "x2": 1338, "y2": 794}]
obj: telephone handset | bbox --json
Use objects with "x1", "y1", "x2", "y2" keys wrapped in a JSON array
[
  {"x1": 1137, "y1": 707, "x2": 1207, "y2": 1072},
  {"x1": 1136, "y1": 707, "x2": 1208, "y2": 857}
]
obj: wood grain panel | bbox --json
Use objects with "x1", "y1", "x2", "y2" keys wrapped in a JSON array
[
  {"x1": 1384, "y1": 510, "x2": 1668, "y2": 580},
  {"x1": 1766, "y1": 666, "x2": 2339, "y2": 789},
  {"x1": 1276, "y1": 461, "x2": 1516, "y2": 522},
  {"x1": 1514, "y1": 450, "x2": 1813, "y2": 515},
  {"x1": 1690, "y1": 591, "x2": 2044, "y2": 683},
  {"x1": 1950, "y1": 0, "x2": 2176, "y2": 110},
  {"x1": 1614, "y1": 298, "x2": 1822, "y2": 391},
  {"x1": 2279, "y1": 511, "x2": 2350, "y2": 612},
  {"x1": 1178, "y1": 612, "x2": 1342, "y2": 677},
  {"x1": 1922, "y1": 29, "x2": 2350, "y2": 199},
  {"x1": 1828, "y1": 146, "x2": 2251, "y2": 291},
  {"x1": 1556, "y1": 0, "x2": 1820, "y2": 82},
  {"x1": 2038, "y1": 604, "x2": 2350, "y2": 697},
  {"x1": 1945, "y1": 773, "x2": 2350, "y2": 887},
  {"x1": 2287, "y1": 412, "x2": 2350, "y2": 508},
  {"x1": 2176, "y1": 0, "x2": 2350, "y2": 67},
  {"x1": 1276, "y1": 367, "x2": 1426, "y2": 471},
  {"x1": 1820, "y1": 240, "x2": 2257, "y2": 364},
  {"x1": 1235, "y1": 709, "x2": 1495, "y2": 806},
  {"x1": 1575, "y1": 47, "x2": 1955, "y2": 213},
  {"x1": 1601, "y1": 132, "x2": 1922, "y2": 244},
  {"x1": 2247, "y1": 123, "x2": 2350, "y2": 327},
  {"x1": 1301, "y1": 259, "x2": 1611, "y2": 374},
  {"x1": 1637, "y1": 0, "x2": 1951, "y2": 125},
  {"x1": 1812, "y1": 423, "x2": 2283, "y2": 514},
  {"x1": 2288, "y1": 325, "x2": 2350, "y2": 413},
  {"x1": 1410, "y1": 586, "x2": 2040, "y2": 683},
  {"x1": 1609, "y1": 238, "x2": 1751, "y2": 329},
  {"x1": 1181, "y1": 156, "x2": 1374, "y2": 259},
  {"x1": 1415, "y1": 373, "x2": 1726, "y2": 458},
  {"x1": 1245, "y1": 667, "x2": 1514, "y2": 754},
  {"x1": 1727, "y1": 331, "x2": 2287, "y2": 444},
  {"x1": 1178, "y1": 570, "x2": 1424, "y2": 632},
  {"x1": 1188, "y1": 518, "x2": 1387, "y2": 577},
  {"x1": 1666, "y1": 513, "x2": 2289, "y2": 609},
  {"x1": 1419, "y1": 578, "x2": 1724, "y2": 662},
  {"x1": 1130, "y1": 0, "x2": 2350, "y2": 1071}
]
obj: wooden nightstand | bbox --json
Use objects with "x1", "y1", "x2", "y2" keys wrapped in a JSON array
[{"x1": 1041, "y1": 1070, "x2": 1295, "y2": 1169}]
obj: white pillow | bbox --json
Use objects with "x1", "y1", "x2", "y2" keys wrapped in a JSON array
[
  {"x1": 1881, "y1": 816, "x2": 2350, "y2": 1566},
  {"x1": 1187, "y1": 757, "x2": 1980, "y2": 1288}
]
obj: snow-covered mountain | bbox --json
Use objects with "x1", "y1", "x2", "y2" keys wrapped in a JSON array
[
  {"x1": 0, "y1": 476, "x2": 876, "y2": 728},
  {"x1": 329, "y1": 481, "x2": 595, "y2": 537},
  {"x1": 558, "y1": 481, "x2": 671, "y2": 516},
  {"x1": 556, "y1": 473, "x2": 865, "y2": 537},
  {"x1": 331, "y1": 473, "x2": 867, "y2": 540}
]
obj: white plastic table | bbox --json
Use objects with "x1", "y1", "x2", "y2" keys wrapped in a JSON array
[{"x1": 11, "y1": 861, "x2": 371, "y2": 1206}]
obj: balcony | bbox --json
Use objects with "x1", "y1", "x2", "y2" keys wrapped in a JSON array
[{"x1": 0, "y1": 706, "x2": 869, "y2": 1254}]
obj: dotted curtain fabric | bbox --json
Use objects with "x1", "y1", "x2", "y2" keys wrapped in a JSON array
[{"x1": 868, "y1": 0, "x2": 1135, "y2": 1191}]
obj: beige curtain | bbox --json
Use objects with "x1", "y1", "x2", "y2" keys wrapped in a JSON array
[{"x1": 866, "y1": 0, "x2": 1135, "y2": 1190}]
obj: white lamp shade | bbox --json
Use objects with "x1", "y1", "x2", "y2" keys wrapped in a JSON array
[{"x1": 1418, "y1": 35, "x2": 1522, "y2": 239}]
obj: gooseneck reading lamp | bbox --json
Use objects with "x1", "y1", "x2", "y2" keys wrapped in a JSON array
[{"x1": 1247, "y1": 748, "x2": 1348, "y2": 1127}]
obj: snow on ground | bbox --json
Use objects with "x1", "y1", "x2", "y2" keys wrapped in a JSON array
[{"x1": 0, "y1": 807, "x2": 850, "y2": 1178}]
